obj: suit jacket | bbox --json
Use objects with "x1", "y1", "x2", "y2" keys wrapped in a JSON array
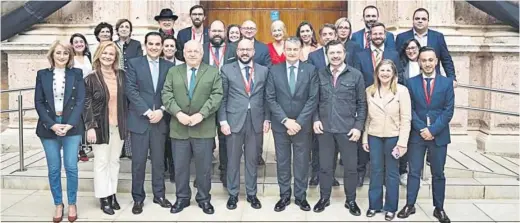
[
  {"x1": 202, "y1": 42, "x2": 237, "y2": 68},
  {"x1": 125, "y1": 56, "x2": 174, "y2": 134},
  {"x1": 116, "y1": 38, "x2": 143, "y2": 71},
  {"x1": 314, "y1": 65, "x2": 367, "y2": 133},
  {"x1": 395, "y1": 29, "x2": 456, "y2": 81},
  {"x1": 407, "y1": 74, "x2": 454, "y2": 146},
  {"x1": 162, "y1": 63, "x2": 223, "y2": 139},
  {"x1": 307, "y1": 47, "x2": 355, "y2": 70},
  {"x1": 219, "y1": 61, "x2": 270, "y2": 133},
  {"x1": 266, "y1": 62, "x2": 319, "y2": 133},
  {"x1": 351, "y1": 28, "x2": 396, "y2": 50},
  {"x1": 254, "y1": 40, "x2": 272, "y2": 67},
  {"x1": 176, "y1": 26, "x2": 209, "y2": 62},
  {"x1": 352, "y1": 48, "x2": 403, "y2": 88},
  {"x1": 35, "y1": 68, "x2": 85, "y2": 138}
]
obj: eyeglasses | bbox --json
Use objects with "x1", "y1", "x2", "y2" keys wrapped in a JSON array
[
  {"x1": 406, "y1": 46, "x2": 418, "y2": 51},
  {"x1": 241, "y1": 27, "x2": 256, "y2": 31},
  {"x1": 237, "y1": 48, "x2": 254, "y2": 52}
]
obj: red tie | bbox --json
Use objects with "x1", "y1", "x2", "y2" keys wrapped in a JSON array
[{"x1": 364, "y1": 32, "x2": 370, "y2": 49}]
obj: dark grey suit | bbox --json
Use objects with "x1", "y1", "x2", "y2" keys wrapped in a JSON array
[
  {"x1": 125, "y1": 56, "x2": 174, "y2": 202},
  {"x1": 266, "y1": 61, "x2": 318, "y2": 200},
  {"x1": 219, "y1": 61, "x2": 270, "y2": 196}
]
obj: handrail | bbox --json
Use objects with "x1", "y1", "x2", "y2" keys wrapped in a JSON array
[
  {"x1": 457, "y1": 84, "x2": 519, "y2": 95},
  {"x1": 456, "y1": 105, "x2": 519, "y2": 117},
  {"x1": 0, "y1": 87, "x2": 35, "y2": 93}
]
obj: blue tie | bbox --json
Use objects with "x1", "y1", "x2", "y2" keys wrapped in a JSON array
[
  {"x1": 425, "y1": 77, "x2": 432, "y2": 94},
  {"x1": 189, "y1": 67, "x2": 196, "y2": 100},
  {"x1": 245, "y1": 66, "x2": 253, "y2": 91}
]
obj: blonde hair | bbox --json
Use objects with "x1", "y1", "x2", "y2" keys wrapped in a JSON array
[
  {"x1": 367, "y1": 59, "x2": 398, "y2": 97},
  {"x1": 271, "y1": 20, "x2": 288, "y2": 40},
  {"x1": 92, "y1": 41, "x2": 120, "y2": 76},
  {"x1": 46, "y1": 40, "x2": 74, "y2": 68}
]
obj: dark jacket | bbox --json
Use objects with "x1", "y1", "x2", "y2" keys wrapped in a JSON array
[
  {"x1": 34, "y1": 68, "x2": 85, "y2": 138},
  {"x1": 313, "y1": 65, "x2": 367, "y2": 133},
  {"x1": 116, "y1": 39, "x2": 143, "y2": 71},
  {"x1": 84, "y1": 70, "x2": 128, "y2": 144}
]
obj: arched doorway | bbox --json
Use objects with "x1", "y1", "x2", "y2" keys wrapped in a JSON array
[{"x1": 202, "y1": 1, "x2": 348, "y2": 43}]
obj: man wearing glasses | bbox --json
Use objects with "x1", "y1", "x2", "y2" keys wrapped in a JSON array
[
  {"x1": 219, "y1": 39, "x2": 271, "y2": 210},
  {"x1": 176, "y1": 5, "x2": 209, "y2": 61}
]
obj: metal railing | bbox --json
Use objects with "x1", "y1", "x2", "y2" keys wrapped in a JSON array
[
  {"x1": 0, "y1": 87, "x2": 35, "y2": 172},
  {"x1": 456, "y1": 83, "x2": 520, "y2": 117}
]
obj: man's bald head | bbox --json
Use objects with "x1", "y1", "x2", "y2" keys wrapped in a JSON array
[
  {"x1": 184, "y1": 40, "x2": 203, "y2": 67},
  {"x1": 209, "y1": 20, "x2": 226, "y2": 46},
  {"x1": 240, "y1": 20, "x2": 257, "y2": 40}
]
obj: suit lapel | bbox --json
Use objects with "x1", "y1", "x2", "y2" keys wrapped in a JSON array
[
  {"x1": 279, "y1": 62, "x2": 292, "y2": 97},
  {"x1": 427, "y1": 29, "x2": 434, "y2": 48},
  {"x1": 416, "y1": 76, "x2": 428, "y2": 107},
  {"x1": 252, "y1": 63, "x2": 261, "y2": 95},
  {"x1": 194, "y1": 64, "x2": 208, "y2": 90},
  {"x1": 202, "y1": 43, "x2": 210, "y2": 64},
  {"x1": 156, "y1": 59, "x2": 168, "y2": 95},
  {"x1": 294, "y1": 63, "x2": 306, "y2": 95},
  {"x1": 318, "y1": 48, "x2": 326, "y2": 68},
  {"x1": 141, "y1": 57, "x2": 154, "y2": 92},
  {"x1": 42, "y1": 70, "x2": 55, "y2": 112},
  {"x1": 63, "y1": 68, "x2": 75, "y2": 106},
  {"x1": 180, "y1": 64, "x2": 188, "y2": 90},
  {"x1": 233, "y1": 62, "x2": 248, "y2": 96}
]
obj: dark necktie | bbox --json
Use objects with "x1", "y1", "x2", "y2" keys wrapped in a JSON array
[
  {"x1": 425, "y1": 77, "x2": 432, "y2": 94},
  {"x1": 245, "y1": 66, "x2": 254, "y2": 91},
  {"x1": 214, "y1": 46, "x2": 220, "y2": 67},
  {"x1": 289, "y1": 66, "x2": 296, "y2": 95},
  {"x1": 189, "y1": 67, "x2": 196, "y2": 100}
]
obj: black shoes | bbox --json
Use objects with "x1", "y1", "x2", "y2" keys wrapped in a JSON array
[
  {"x1": 198, "y1": 201, "x2": 215, "y2": 215},
  {"x1": 344, "y1": 200, "x2": 361, "y2": 216},
  {"x1": 397, "y1": 205, "x2": 416, "y2": 218},
  {"x1": 295, "y1": 199, "x2": 311, "y2": 211},
  {"x1": 131, "y1": 201, "x2": 144, "y2": 215},
  {"x1": 246, "y1": 195, "x2": 262, "y2": 209},
  {"x1": 153, "y1": 197, "x2": 172, "y2": 208},
  {"x1": 313, "y1": 198, "x2": 330, "y2": 213},
  {"x1": 170, "y1": 199, "x2": 191, "y2": 214},
  {"x1": 385, "y1": 212, "x2": 396, "y2": 221},
  {"x1": 100, "y1": 197, "x2": 114, "y2": 215},
  {"x1": 366, "y1": 209, "x2": 382, "y2": 217},
  {"x1": 109, "y1": 194, "x2": 120, "y2": 210},
  {"x1": 226, "y1": 196, "x2": 238, "y2": 210},
  {"x1": 274, "y1": 197, "x2": 290, "y2": 212},
  {"x1": 433, "y1": 208, "x2": 451, "y2": 223},
  {"x1": 309, "y1": 175, "x2": 319, "y2": 186},
  {"x1": 333, "y1": 178, "x2": 340, "y2": 187}
]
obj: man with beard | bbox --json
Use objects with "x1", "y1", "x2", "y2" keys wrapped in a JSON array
[
  {"x1": 312, "y1": 40, "x2": 366, "y2": 215},
  {"x1": 202, "y1": 20, "x2": 238, "y2": 187},
  {"x1": 266, "y1": 37, "x2": 318, "y2": 212},
  {"x1": 155, "y1": 8, "x2": 178, "y2": 39},
  {"x1": 219, "y1": 39, "x2": 271, "y2": 210},
  {"x1": 351, "y1": 5, "x2": 395, "y2": 50},
  {"x1": 240, "y1": 20, "x2": 272, "y2": 166},
  {"x1": 397, "y1": 47, "x2": 454, "y2": 223},
  {"x1": 177, "y1": 5, "x2": 209, "y2": 61},
  {"x1": 352, "y1": 22, "x2": 402, "y2": 188},
  {"x1": 162, "y1": 40, "x2": 223, "y2": 215}
]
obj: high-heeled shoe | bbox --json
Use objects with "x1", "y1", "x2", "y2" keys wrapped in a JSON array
[
  {"x1": 67, "y1": 205, "x2": 78, "y2": 222},
  {"x1": 52, "y1": 204, "x2": 64, "y2": 223}
]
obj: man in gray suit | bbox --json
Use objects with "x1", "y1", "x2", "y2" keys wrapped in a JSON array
[
  {"x1": 202, "y1": 20, "x2": 237, "y2": 187},
  {"x1": 312, "y1": 40, "x2": 366, "y2": 216},
  {"x1": 125, "y1": 32, "x2": 174, "y2": 214},
  {"x1": 219, "y1": 39, "x2": 271, "y2": 210},
  {"x1": 266, "y1": 37, "x2": 319, "y2": 212}
]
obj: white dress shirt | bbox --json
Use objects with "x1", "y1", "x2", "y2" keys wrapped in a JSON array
[
  {"x1": 408, "y1": 61, "x2": 421, "y2": 78},
  {"x1": 208, "y1": 43, "x2": 226, "y2": 69},
  {"x1": 73, "y1": 55, "x2": 92, "y2": 78},
  {"x1": 414, "y1": 29, "x2": 428, "y2": 48},
  {"x1": 286, "y1": 60, "x2": 300, "y2": 83}
]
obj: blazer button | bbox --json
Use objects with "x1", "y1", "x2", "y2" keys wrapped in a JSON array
[
  {"x1": 72, "y1": 97, "x2": 75, "y2": 99},
  {"x1": 73, "y1": 87, "x2": 75, "y2": 89},
  {"x1": 46, "y1": 110, "x2": 49, "y2": 112}
]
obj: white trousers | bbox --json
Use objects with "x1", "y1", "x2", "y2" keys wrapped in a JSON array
[{"x1": 93, "y1": 125, "x2": 124, "y2": 198}]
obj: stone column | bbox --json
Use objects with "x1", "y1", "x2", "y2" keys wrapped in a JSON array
[{"x1": 92, "y1": 1, "x2": 131, "y2": 24}]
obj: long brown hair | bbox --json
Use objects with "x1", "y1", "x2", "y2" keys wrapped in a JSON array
[
  {"x1": 92, "y1": 41, "x2": 120, "y2": 77},
  {"x1": 367, "y1": 59, "x2": 398, "y2": 97}
]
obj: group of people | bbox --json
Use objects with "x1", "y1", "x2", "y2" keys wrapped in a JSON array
[{"x1": 34, "y1": 4, "x2": 455, "y2": 223}]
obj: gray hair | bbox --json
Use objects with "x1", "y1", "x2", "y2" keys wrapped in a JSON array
[{"x1": 285, "y1": 36, "x2": 301, "y2": 47}]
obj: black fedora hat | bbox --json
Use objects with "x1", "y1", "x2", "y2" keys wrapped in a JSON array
[{"x1": 154, "y1": 8, "x2": 179, "y2": 21}]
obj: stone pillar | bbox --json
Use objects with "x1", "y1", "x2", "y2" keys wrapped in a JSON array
[{"x1": 92, "y1": 1, "x2": 131, "y2": 24}]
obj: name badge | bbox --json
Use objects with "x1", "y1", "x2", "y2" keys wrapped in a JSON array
[{"x1": 427, "y1": 115, "x2": 431, "y2": 127}]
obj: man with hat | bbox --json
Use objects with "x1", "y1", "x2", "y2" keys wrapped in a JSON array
[{"x1": 155, "y1": 8, "x2": 178, "y2": 39}]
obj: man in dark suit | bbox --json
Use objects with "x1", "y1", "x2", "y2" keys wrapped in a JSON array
[
  {"x1": 240, "y1": 20, "x2": 272, "y2": 165},
  {"x1": 125, "y1": 32, "x2": 174, "y2": 214},
  {"x1": 312, "y1": 40, "x2": 366, "y2": 215},
  {"x1": 155, "y1": 8, "x2": 178, "y2": 39},
  {"x1": 307, "y1": 23, "x2": 342, "y2": 187},
  {"x1": 202, "y1": 20, "x2": 237, "y2": 187},
  {"x1": 397, "y1": 47, "x2": 454, "y2": 223},
  {"x1": 266, "y1": 37, "x2": 319, "y2": 212},
  {"x1": 176, "y1": 5, "x2": 209, "y2": 62},
  {"x1": 219, "y1": 39, "x2": 271, "y2": 210},
  {"x1": 351, "y1": 5, "x2": 396, "y2": 50},
  {"x1": 353, "y1": 21, "x2": 403, "y2": 187},
  {"x1": 395, "y1": 8, "x2": 457, "y2": 86},
  {"x1": 162, "y1": 40, "x2": 223, "y2": 215}
]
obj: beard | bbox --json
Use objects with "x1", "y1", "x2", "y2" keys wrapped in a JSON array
[
  {"x1": 210, "y1": 36, "x2": 224, "y2": 46},
  {"x1": 239, "y1": 56, "x2": 252, "y2": 64},
  {"x1": 192, "y1": 20, "x2": 203, "y2": 28}
]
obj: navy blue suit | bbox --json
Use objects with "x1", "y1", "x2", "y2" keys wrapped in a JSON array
[
  {"x1": 35, "y1": 68, "x2": 85, "y2": 138},
  {"x1": 352, "y1": 48, "x2": 403, "y2": 88},
  {"x1": 405, "y1": 74, "x2": 454, "y2": 209},
  {"x1": 395, "y1": 29, "x2": 456, "y2": 81},
  {"x1": 253, "y1": 39, "x2": 272, "y2": 67},
  {"x1": 175, "y1": 26, "x2": 209, "y2": 62},
  {"x1": 351, "y1": 28, "x2": 396, "y2": 50}
]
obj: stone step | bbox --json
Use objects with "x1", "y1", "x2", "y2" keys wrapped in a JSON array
[{"x1": 2, "y1": 169, "x2": 518, "y2": 199}]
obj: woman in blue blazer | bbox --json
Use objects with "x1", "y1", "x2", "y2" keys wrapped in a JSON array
[{"x1": 34, "y1": 40, "x2": 85, "y2": 223}]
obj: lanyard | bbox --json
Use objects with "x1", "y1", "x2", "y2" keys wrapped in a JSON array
[
  {"x1": 209, "y1": 44, "x2": 226, "y2": 68},
  {"x1": 423, "y1": 78, "x2": 435, "y2": 105},
  {"x1": 242, "y1": 65, "x2": 254, "y2": 95},
  {"x1": 192, "y1": 27, "x2": 203, "y2": 44}
]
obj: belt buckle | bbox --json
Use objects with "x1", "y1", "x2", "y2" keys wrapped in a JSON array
[{"x1": 56, "y1": 111, "x2": 63, "y2": 116}]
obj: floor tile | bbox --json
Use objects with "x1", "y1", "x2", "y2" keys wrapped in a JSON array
[{"x1": 474, "y1": 203, "x2": 520, "y2": 222}]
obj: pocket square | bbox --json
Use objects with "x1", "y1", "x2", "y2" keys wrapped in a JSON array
[{"x1": 227, "y1": 57, "x2": 236, "y2": 60}]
